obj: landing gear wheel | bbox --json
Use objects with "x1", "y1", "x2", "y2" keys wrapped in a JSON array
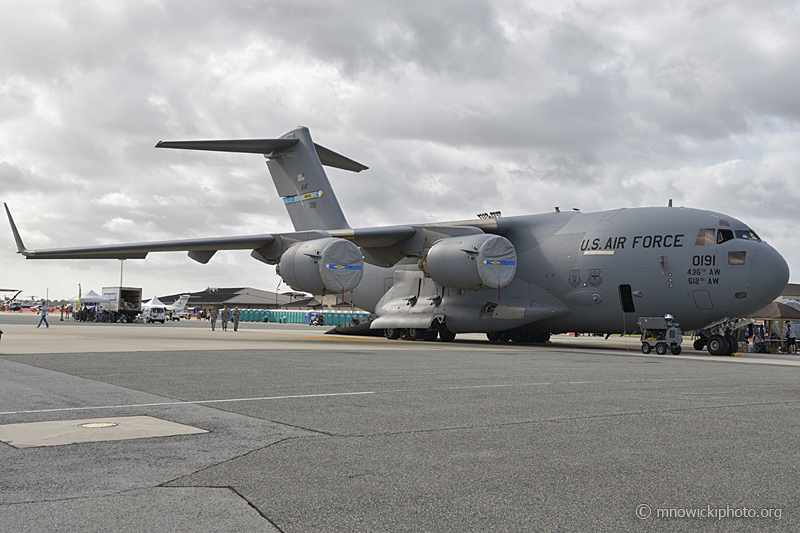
[
  {"x1": 406, "y1": 328, "x2": 422, "y2": 341},
  {"x1": 707, "y1": 334, "x2": 728, "y2": 355},
  {"x1": 439, "y1": 329, "x2": 456, "y2": 342},
  {"x1": 487, "y1": 332, "x2": 502, "y2": 343},
  {"x1": 641, "y1": 343, "x2": 652, "y2": 354},
  {"x1": 693, "y1": 338, "x2": 706, "y2": 351},
  {"x1": 655, "y1": 343, "x2": 668, "y2": 355},
  {"x1": 725, "y1": 334, "x2": 738, "y2": 355},
  {"x1": 385, "y1": 328, "x2": 401, "y2": 340},
  {"x1": 423, "y1": 330, "x2": 439, "y2": 342},
  {"x1": 670, "y1": 345, "x2": 682, "y2": 355},
  {"x1": 530, "y1": 331, "x2": 551, "y2": 343},
  {"x1": 511, "y1": 331, "x2": 526, "y2": 343}
]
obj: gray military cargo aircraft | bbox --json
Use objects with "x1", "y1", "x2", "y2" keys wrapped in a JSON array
[{"x1": 4, "y1": 126, "x2": 790, "y2": 354}]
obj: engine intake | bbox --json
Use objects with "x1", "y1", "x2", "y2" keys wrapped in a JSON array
[
  {"x1": 421, "y1": 234, "x2": 517, "y2": 289},
  {"x1": 278, "y1": 237, "x2": 364, "y2": 294}
]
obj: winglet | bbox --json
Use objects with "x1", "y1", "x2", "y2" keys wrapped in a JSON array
[{"x1": 4, "y1": 203, "x2": 30, "y2": 256}]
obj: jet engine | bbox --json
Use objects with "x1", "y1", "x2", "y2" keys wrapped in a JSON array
[
  {"x1": 420, "y1": 234, "x2": 517, "y2": 290},
  {"x1": 278, "y1": 237, "x2": 364, "y2": 294}
]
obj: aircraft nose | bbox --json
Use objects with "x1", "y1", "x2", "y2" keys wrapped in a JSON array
[{"x1": 750, "y1": 246, "x2": 790, "y2": 304}]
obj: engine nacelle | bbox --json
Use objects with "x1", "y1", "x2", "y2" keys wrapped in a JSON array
[
  {"x1": 421, "y1": 234, "x2": 517, "y2": 290},
  {"x1": 278, "y1": 237, "x2": 364, "y2": 294}
]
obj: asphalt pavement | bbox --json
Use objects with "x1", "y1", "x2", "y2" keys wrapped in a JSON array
[{"x1": 1, "y1": 312, "x2": 798, "y2": 531}]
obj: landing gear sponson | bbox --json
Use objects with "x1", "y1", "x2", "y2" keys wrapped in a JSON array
[{"x1": 383, "y1": 326, "x2": 548, "y2": 343}]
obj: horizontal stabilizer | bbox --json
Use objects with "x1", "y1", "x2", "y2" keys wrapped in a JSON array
[
  {"x1": 156, "y1": 138, "x2": 368, "y2": 172},
  {"x1": 313, "y1": 143, "x2": 369, "y2": 172},
  {"x1": 155, "y1": 138, "x2": 298, "y2": 155}
]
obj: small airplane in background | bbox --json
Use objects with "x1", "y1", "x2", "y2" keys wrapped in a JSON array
[
  {"x1": 166, "y1": 294, "x2": 191, "y2": 320},
  {"x1": 4, "y1": 126, "x2": 790, "y2": 355},
  {"x1": 142, "y1": 294, "x2": 190, "y2": 321},
  {"x1": 1, "y1": 289, "x2": 23, "y2": 311}
]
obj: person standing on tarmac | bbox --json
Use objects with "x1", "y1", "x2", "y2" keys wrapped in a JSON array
[
  {"x1": 37, "y1": 302, "x2": 49, "y2": 328},
  {"x1": 233, "y1": 307, "x2": 240, "y2": 331},
  {"x1": 210, "y1": 307, "x2": 217, "y2": 331},
  {"x1": 221, "y1": 307, "x2": 230, "y2": 331}
]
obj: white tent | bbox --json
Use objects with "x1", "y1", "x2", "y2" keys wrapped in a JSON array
[
  {"x1": 69, "y1": 290, "x2": 110, "y2": 304},
  {"x1": 142, "y1": 296, "x2": 167, "y2": 308}
]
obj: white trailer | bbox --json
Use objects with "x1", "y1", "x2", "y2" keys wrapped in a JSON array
[{"x1": 102, "y1": 286, "x2": 142, "y2": 314}]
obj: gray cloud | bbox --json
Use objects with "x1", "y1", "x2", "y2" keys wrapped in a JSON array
[{"x1": 1, "y1": 0, "x2": 799, "y2": 298}]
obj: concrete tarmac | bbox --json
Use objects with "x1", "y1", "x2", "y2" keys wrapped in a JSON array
[{"x1": 1, "y1": 312, "x2": 798, "y2": 531}]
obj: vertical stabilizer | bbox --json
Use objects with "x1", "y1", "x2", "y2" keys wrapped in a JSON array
[
  {"x1": 156, "y1": 126, "x2": 366, "y2": 232},
  {"x1": 266, "y1": 127, "x2": 350, "y2": 231}
]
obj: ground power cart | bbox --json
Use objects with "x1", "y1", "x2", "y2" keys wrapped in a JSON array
[{"x1": 637, "y1": 316, "x2": 683, "y2": 355}]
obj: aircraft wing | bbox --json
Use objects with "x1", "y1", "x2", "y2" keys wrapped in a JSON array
[
  {"x1": 6, "y1": 202, "x2": 507, "y2": 267},
  {"x1": 4, "y1": 203, "x2": 428, "y2": 265}
]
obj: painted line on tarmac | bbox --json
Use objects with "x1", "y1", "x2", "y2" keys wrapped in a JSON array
[
  {"x1": 0, "y1": 377, "x2": 709, "y2": 417},
  {"x1": 0, "y1": 391, "x2": 376, "y2": 416}
]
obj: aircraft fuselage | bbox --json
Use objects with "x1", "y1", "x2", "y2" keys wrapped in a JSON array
[{"x1": 351, "y1": 206, "x2": 789, "y2": 335}]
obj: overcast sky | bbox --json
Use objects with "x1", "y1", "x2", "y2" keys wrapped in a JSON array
[{"x1": 2, "y1": 0, "x2": 799, "y2": 301}]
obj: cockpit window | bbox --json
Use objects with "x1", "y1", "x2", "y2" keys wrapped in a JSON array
[
  {"x1": 695, "y1": 229, "x2": 715, "y2": 246},
  {"x1": 698, "y1": 228, "x2": 760, "y2": 245},
  {"x1": 736, "y1": 229, "x2": 762, "y2": 242},
  {"x1": 717, "y1": 229, "x2": 734, "y2": 244}
]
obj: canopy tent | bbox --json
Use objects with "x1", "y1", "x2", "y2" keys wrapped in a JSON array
[
  {"x1": 142, "y1": 296, "x2": 167, "y2": 308},
  {"x1": 778, "y1": 299, "x2": 800, "y2": 314},
  {"x1": 744, "y1": 301, "x2": 799, "y2": 355},
  {"x1": 68, "y1": 290, "x2": 110, "y2": 304},
  {"x1": 745, "y1": 302, "x2": 800, "y2": 321}
]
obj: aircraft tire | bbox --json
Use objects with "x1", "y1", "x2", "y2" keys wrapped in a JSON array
[
  {"x1": 641, "y1": 343, "x2": 652, "y2": 354},
  {"x1": 439, "y1": 329, "x2": 456, "y2": 342},
  {"x1": 530, "y1": 331, "x2": 551, "y2": 343},
  {"x1": 423, "y1": 330, "x2": 439, "y2": 342},
  {"x1": 693, "y1": 338, "x2": 706, "y2": 351},
  {"x1": 487, "y1": 332, "x2": 502, "y2": 343},
  {"x1": 670, "y1": 345, "x2": 682, "y2": 355},
  {"x1": 510, "y1": 331, "x2": 526, "y2": 343},
  {"x1": 725, "y1": 334, "x2": 738, "y2": 355},
  {"x1": 655, "y1": 343, "x2": 668, "y2": 355},
  {"x1": 707, "y1": 334, "x2": 728, "y2": 355},
  {"x1": 406, "y1": 328, "x2": 422, "y2": 341},
  {"x1": 385, "y1": 328, "x2": 401, "y2": 340}
]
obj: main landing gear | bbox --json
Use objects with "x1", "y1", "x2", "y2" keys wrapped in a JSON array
[
  {"x1": 693, "y1": 318, "x2": 752, "y2": 356},
  {"x1": 703, "y1": 333, "x2": 739, "y2": 356},
  {"x1": 384, "y1": 327, "x2": 456, "y2": 342}
]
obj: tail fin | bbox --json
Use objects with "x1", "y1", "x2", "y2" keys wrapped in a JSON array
[
  {"x1": 156, "y1": 126, "x2": 367, "y2": 231},
  {"x1": 172, "y1": 294, "x2": 190, "y2": 311}
]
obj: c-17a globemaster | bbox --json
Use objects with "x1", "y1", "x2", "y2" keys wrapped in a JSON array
[{"x1": 4, "y1": 126, "x2": 790, "y2": 354}]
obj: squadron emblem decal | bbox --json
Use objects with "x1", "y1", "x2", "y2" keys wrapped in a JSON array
[
  {"x1": 568, "y1": 270, "x2": 581, "y2": 287},
  {"x1": 588, "y1": 269, "x2": 603, "y2": 287}
]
